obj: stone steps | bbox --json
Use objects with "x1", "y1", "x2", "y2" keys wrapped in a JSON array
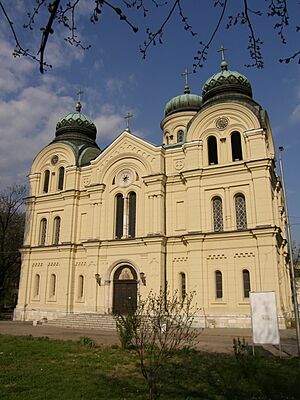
[{"x1": 44, "y1": 313, "x2": 117, "y2": 330}]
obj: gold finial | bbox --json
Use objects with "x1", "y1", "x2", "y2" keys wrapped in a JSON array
[
  {"x1": 124, "y1": 112, "x2": 133, "y2": 131},
  {"x1": 218, "y1": 45, "x2": 228, "y2": 71},
  {"x1": 181, "y1": 67, "x2": 192, "y2": 94},
  {"x1": 76, "y1": 89, "x2": 84, "y2": 112}
]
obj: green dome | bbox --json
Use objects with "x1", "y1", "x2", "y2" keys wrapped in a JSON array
[
  {"x1": 51, "y1": 102, "x2": 101, "y2": 166},
  {"x1": 202, "y1": 62, "x2": 252, "y2": 103},
  {"x1": 56, "y1": 103, "x2": 97, "y2": 140},
  {"x1": 164, "y1": 85, "x2": 202, "y2": 117}
]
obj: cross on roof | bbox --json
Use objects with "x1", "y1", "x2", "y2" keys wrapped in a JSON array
[
  {"x1": 181, "y1": 68, "x2": 192, "y2": 87},
  {"x1": 124, "y1": 112, "x2": 133, "y2": 130},
  {"x1": 218, "y1": 45, "x2": 228, "y2": 61},
  {"x1": 77, "y1": 89, "x2": 84, "y2": 103}
]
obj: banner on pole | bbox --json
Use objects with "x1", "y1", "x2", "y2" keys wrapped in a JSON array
[{"x1": 250, "y1": 291, "x2": 280, "y2": 345}]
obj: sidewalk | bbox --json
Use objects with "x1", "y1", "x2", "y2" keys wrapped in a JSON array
[{"x1": 0, "y1": 321, "x2": 297, "y2": 356}]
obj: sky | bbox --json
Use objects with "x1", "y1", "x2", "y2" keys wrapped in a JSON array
[{"x1": 0, "y1": 0, "x2": 299, "y2": 241}]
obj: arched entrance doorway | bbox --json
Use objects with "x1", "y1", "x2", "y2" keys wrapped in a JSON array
[{"x1": 113, "y1": 265, "x2": 138, "y2": 314}]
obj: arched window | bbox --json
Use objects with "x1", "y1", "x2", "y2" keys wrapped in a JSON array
[
  {"x1": 58, "y1": 167, "x2": 65, "y2": 190},
  {"x1": 40, "y1": 218, "x2": 47, "y2": 246},
  {"x1": 50, "y1": 274, "x2": 56, "y2": 297},
  {"x1": 215, "y1": 270, "x2": 223, "y2": 299},
  {"x1": 128, "y1": 192, "x2": 136, "y2": 238},
  {"x1": 235, "y1": 194, "x2": 247, "y2": 230},
  {"x1": 53, "y1": 216, "x2": 61, "y2": 245},
  {"x1": 34, "y1": 274, "x2": 40, "y2": 296},
  {"x1": 78, "y1": 275, "x2": 84, "y2": 299},
  {"x1": 212, "y1": 197, "x2": 223, "y2": 232},
  {"x1": 180, "y1": 272, "x2": 186, "y2": 300},
  {"x1": 115, "y1": 194, "x2": 124, "y2": 239},
  {"x1": 208, "y1": 136, "x2": 218, "y2": 165},
  {"x1": 43, "y1": 170, "x2": 50, "y2": 193},
  {"x1": 231, "y1": 131, "x2": 243, "y2": 161},
  {"x1": 243, "y1": 269, "x2": 251, "y2": 298},
  {"x1": 177, "y1": 130, "x2": 184, "y2": 143}
]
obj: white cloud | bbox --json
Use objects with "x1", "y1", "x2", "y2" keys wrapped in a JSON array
[
  {"x1": 0, "y1": 33, "x2": 34, "y2": 95},
  {"x1": 290, "y1": 104, "x2": 300, "y2": 123},
  {"x1": 105, "y1": 78, "x2": 124, "y2": 95},
  {"x1": 0, "y1": 84, "x2": 74, "y2": 186},
  {"x1": 94, "y1": 113, "x2": 124, "y2": 143}
]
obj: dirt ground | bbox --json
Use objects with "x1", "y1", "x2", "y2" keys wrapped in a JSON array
[{"x1": 0, "y1": 321, "x2": 297, "y2": 356}]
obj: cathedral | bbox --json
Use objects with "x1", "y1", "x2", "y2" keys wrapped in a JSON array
[{"x1": 14, "y1": 57, "x2": 293, "y2": 328}]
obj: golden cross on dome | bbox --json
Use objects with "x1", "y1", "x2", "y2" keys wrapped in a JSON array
[{"x1": 124, "y1": 112, "x2": 133, "y2": 130}]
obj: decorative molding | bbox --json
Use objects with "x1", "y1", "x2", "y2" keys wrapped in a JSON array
[
  {"x1": 100, "y1": 140, "x2": 155, "y2": 169},
  {"x1": 215, "y1": 116, "x2": 229, "y2": 130},
  {"x1": 207, "y1": 254, "x2": 227, "y2": 260},
  {"x1": 174, "y1": 159, "x2": 184, "y2": 171},
  {"x1": 32, "y1": 262, "x2": 43, "y2": 267},
  {"x1": 75, "y1": 261, "x2": 87, "y2": 267},
  {"x1": 234, "y1": 252, "x2": 255, "y2": 258},
  {"x1": 47, "y1": 262, "x2": 59, "y2": 267},
  {"x1": 173, "y1": 256, "x2": 188, "y2": 262},
  {"x1": 82, "y1": 177, "x2": 90, "y2": 187}
]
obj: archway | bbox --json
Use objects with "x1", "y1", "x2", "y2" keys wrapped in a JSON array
[{"x1": 112, "y1": 265, "x2": 138, "y2": 314}]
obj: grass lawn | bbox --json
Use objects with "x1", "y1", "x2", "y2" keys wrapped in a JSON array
[{"x1": 0, "y1": 334, "x2": 300, "y2": 400}]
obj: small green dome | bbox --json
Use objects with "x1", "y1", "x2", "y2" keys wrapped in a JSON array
[
  {"x1": 56, "y1": 103, "x2": 97, "y2": 140},
  {"x1": 164, "y1": 85, "x2": 202, "y2": 117},
  {"x1": 202, "y1": 61, "x2": 252, "y2": 103}
]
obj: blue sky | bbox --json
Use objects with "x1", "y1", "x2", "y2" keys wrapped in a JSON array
[{"x1": 0, "y1": 0, "x2": 299, "y2": 241}]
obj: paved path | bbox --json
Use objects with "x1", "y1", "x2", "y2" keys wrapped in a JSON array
[{"x1": 0, "y1": 321, "x2": 297, "y2": 356}]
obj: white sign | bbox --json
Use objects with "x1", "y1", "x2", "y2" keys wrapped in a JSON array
[{"x1": 250, "y1": 291, "x2": 280, "y2": 345}]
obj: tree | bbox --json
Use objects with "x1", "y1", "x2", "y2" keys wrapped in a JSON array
[
  {"x1": 0, "y1": 185, "x2": 26, "y2": 309},
  {"x1": 0, "y1": 0, "x2": 299, "y2": 73},
  {"x1": 115, "y1": 288, "x2": 199, "y2": 400}
]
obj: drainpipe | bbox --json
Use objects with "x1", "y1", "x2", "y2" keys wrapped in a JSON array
[{"x1": 278, "y1": 146, "x2": 300, "y2": 356}]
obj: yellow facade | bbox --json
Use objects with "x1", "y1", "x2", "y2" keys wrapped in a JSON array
[{"x1": 15, "y1": 65, "x2": 292, "y2": 328}]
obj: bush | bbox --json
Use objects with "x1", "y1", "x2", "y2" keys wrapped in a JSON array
[
  {"x1": 79, "y1": 336, "x2": 96, "y2": 348},
  {"x1": 114, "y1": 313, "x2": 136, "y2": 350}
]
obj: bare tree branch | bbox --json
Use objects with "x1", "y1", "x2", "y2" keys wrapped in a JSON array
[{"x1": 193, "y1": 0, "x2": 228, "y2": 71}]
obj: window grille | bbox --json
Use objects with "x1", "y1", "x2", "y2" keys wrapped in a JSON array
[
  {"x1": 53, "y1": 217, "x2": 61, "y2": 245},
  {"x1": 40, "y1": 219, "x2": 47, "y2": 245},
  {"x1": 213, "y1": 197, "x2": 223, "y2": 232},
  {"x1": 177, "y1": 130, "x2": 184, "y2": 142},
  {"x1": 235, "y1": 195, "x2": 247, "y2": 230}
]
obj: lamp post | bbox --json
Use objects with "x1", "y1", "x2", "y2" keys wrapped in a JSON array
[{"x1": 278, "y1": 146, "x2": 300, "y2": 356}]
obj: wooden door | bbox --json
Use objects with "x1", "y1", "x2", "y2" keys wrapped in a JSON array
[{"x1": 113, "y1": 266, "x2": 137, "y2": 315}]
